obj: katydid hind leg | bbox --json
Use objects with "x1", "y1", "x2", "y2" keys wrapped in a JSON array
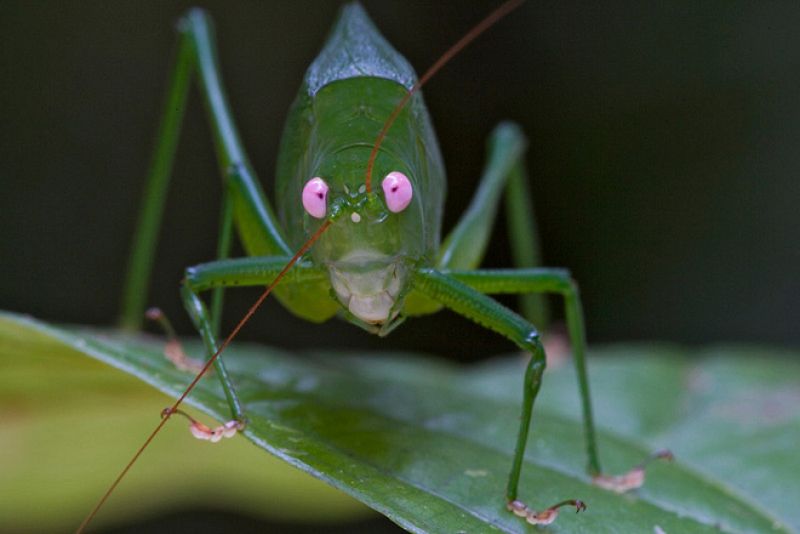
[
  {"x1": 437, "y1": 115, "x2": 668, "y2": 486},
  {"x1": 209, "y1": 181, "x2": 236, "y2": 339},
  {"x1": 502, "y1": 144, "x2": 548, "y2": 328},
  {"x1": 412, "y1": 269, "x2": 586, "y2": 524},
  {"x1": 437, "y1": 122, "x2": 526, "y2": 271},
  {"x1": 141, "y1": 184, "x2": 235, "y2": 395},
  {"x1": 118, "y1": 7, "x2": 297, "y2": 438},
  {"x1": 119, "y1": 23, "x2": 194, "y2": 330},
  {"x1": 119, "y1": 8, "x2": 291, "y2": 331},
  {"x1": 436, "y1": 122, "x2": 549, "y2": 328}
]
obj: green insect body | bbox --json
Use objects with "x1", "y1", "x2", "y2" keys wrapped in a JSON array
[
  {"x1": 274, "y1": 5, "x2": 446, "y2": 332},
  {"x1": 108, "y1": 2, "x2": 659, "y2": 530}
]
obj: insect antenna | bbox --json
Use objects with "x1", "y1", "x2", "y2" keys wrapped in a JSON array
[
  {"x1": 80, "y1": 2, "x2": 525, "y2": 530},
  {"x1": 365, "y1": 0, "x2": 525, "y2": 192},
  {"x1": 76, "y1": 220, "x2": 332, "y2": 533}
]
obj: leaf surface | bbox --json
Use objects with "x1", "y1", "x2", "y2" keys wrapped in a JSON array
[{"x1": 1, "y1": 311, "x2": 797, "y2": 533}]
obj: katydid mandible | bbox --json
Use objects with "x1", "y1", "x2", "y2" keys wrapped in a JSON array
[{"x1": 81, "y1": 1, "x2": 669, "y2": 531}]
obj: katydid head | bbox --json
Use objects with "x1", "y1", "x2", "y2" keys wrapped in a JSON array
[{"x1": 301, "y1": 167, "x2": 422, "y2": 333}]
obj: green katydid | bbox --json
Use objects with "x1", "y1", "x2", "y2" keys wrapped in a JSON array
[{"x1": 80, "y1": 1, "x2": 670, "y2": 531}]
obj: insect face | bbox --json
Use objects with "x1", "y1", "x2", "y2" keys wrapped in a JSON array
[{"x1": 302, "y1": 166, "x2": 421, "y2": 331}]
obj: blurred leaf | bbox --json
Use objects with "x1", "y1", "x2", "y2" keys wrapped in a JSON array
[
  {"x1": 1, "y1": 311, "x2": 797, "y2": 533},
  {"x1": 0, "y1": 313, "x2": 371, "y2": 532}
]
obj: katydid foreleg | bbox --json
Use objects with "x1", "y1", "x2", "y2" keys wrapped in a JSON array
[
  {"x1": 411, "y1": 270, "x2": 585, "y2": 523},
  {"x1": 168, "y1": 256, "x2": 328, "y2": 436},
  {"x1": 450, "y1": 267, "x2": 600, "y2": 474}
]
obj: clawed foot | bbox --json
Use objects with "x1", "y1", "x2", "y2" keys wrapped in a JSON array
[
  {"x1": 592, "y1": 449, "x2": 673, "y2": 493},
  {"x1": 507, "y1": 498, "x2": 586, "y2": 526},
  {"x1": 162, "y1": 407, "x2": 245, "y2": 443},
  {"x1": 146, "y1": 308, "x2": 205, "y2": 373}
]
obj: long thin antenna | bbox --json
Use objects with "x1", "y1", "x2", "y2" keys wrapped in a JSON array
[
  {"x1": 80, "y1": 2, "x2": 526, "y2": 530},
  {"x1": 364, "y1": 0, "x2": 525, "y2": 192},
  {"x1": 76, "y1": 220, "x2": 332, "y2": 533}
]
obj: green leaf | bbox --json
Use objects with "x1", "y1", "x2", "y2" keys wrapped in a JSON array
[{"x1": 1, "y1": 310, "x2": 798, "y2": 533}]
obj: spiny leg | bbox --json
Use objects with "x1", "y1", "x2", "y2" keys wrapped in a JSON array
[
  {"x1": 412, "y1": 269, "x2": 585, "y2": 524},
  {"x1": 145, "y1": 301, "x2": 263, "y2": 442},
  {"x1": 173, "y1": 256, "x2": 326, "y2": 439},
  {"x1": 450, "y1": 268, "x2": 672, "y2": 489},
  {"x1": 172, "y1": 183, "x2": 238, "y2": 443}
]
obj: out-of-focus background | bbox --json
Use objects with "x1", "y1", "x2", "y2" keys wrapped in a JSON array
[{"x1": 1, "y1": 1, "x2": 798, "y2": 532}]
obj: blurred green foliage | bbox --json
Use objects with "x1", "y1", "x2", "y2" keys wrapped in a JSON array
[{"x1": 0, "y1": 315, "x2": 370, "y2": 533}]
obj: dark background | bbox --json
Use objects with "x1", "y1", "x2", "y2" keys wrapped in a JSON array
[{"x1": 2, "y1": 1, "x2": 799, "y2": 532}]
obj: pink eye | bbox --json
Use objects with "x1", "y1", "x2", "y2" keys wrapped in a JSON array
[
  {"x1": 381, "y1": 171, "x2": 413, "y2": 213},
  {"x1": 302, "y1": 177, "x2": 328, "y2": 219}
]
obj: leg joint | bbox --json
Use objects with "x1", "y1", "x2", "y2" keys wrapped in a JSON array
[
  {"x1": 523, "y1": 328, "x2": 541, "y2": 346},
  {"x1": 562, "y1": 275, "x2": 580, "y2": 298},
  {"x1": 182, "y1": 266, "x2": 201, "y2": 291},
  {"x1": 522, "y1": 334, "x2": 547, "y2": 389},
  {"x1": 521, "y1": 331, "x2": 546, "y2": 364},
  {"x1": 176, "y1": 8, "x2": 207, "y2": 35}
]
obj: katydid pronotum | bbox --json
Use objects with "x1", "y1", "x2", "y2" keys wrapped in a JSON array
[{"x1": 80, "y1": 1, "x2": 671, "y2": 530}]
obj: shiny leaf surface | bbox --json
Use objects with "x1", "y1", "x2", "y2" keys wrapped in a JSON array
[{"x1": 1, "y1": 311, "x2": 797, "y2": 533}]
